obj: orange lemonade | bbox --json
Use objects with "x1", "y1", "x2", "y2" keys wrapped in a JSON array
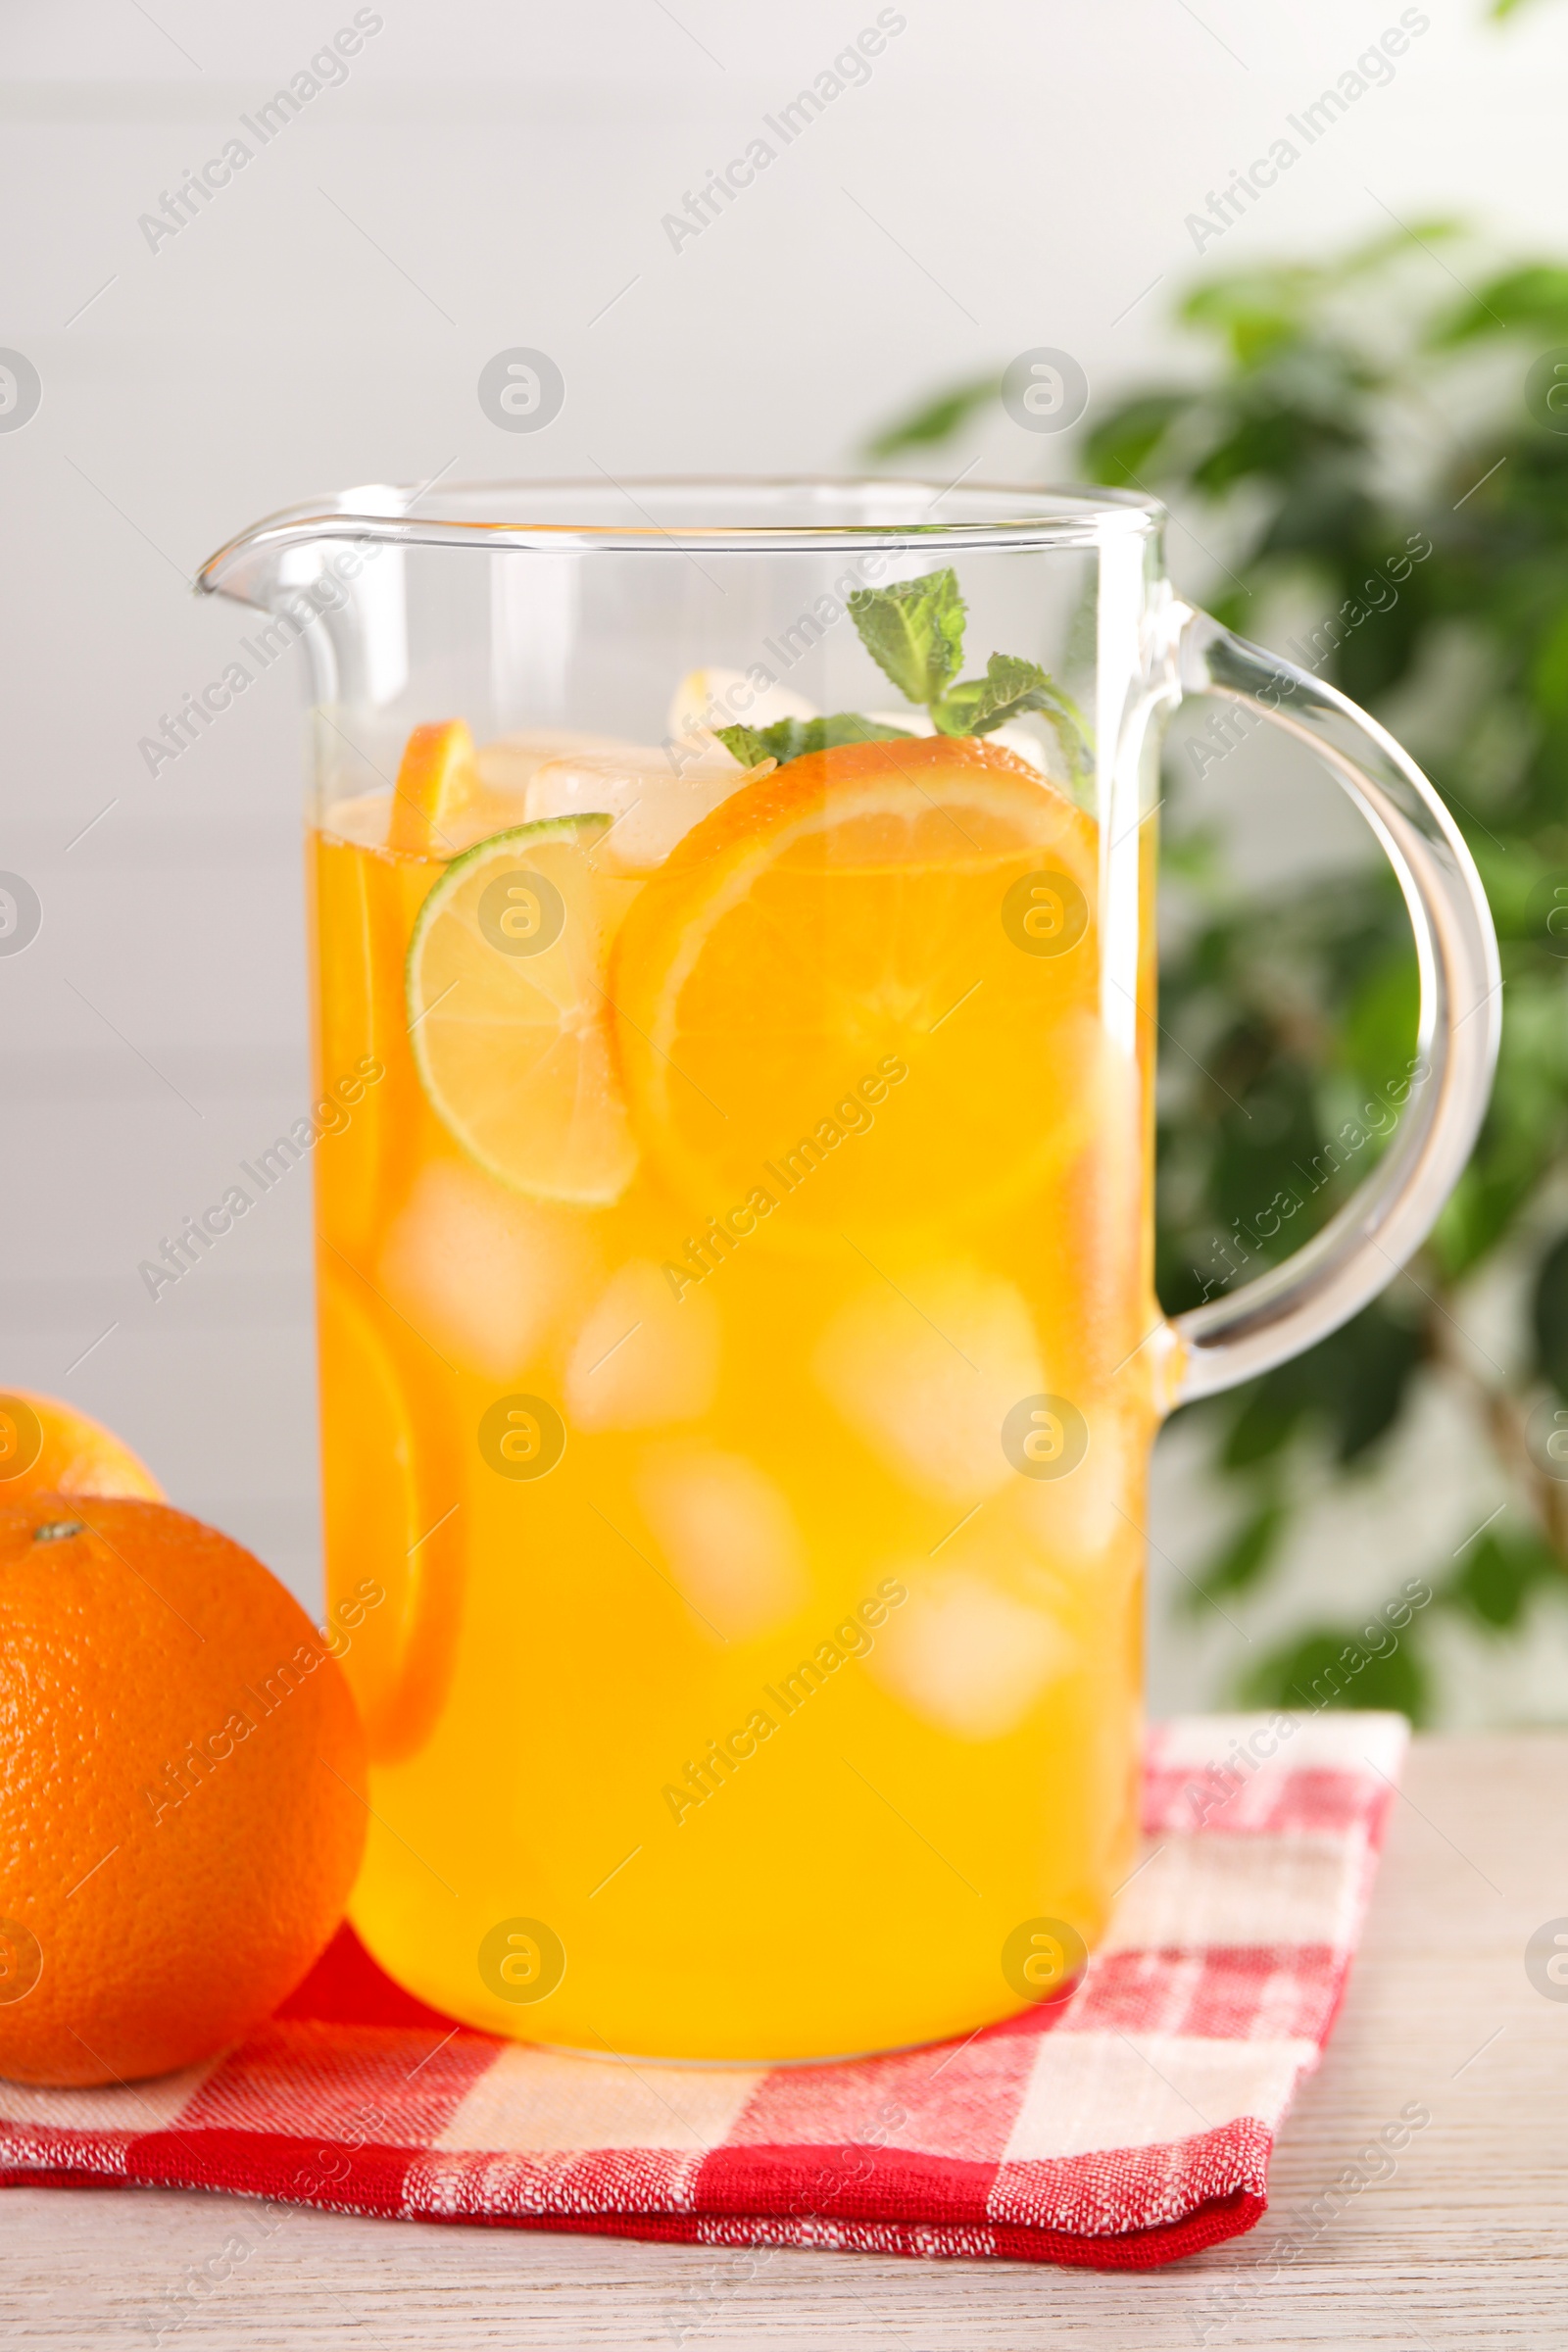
[{"x1": 311, "y1": 676, "x2": 1161, "y2": 2060}]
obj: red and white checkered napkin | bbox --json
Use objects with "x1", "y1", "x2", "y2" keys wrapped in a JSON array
[{"x1": 0, "y1": 1712, "x2": 1405, "y2": 2271}]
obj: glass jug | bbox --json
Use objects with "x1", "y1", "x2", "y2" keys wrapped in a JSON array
[{"x1": 198, "y1": 479, "x2": 1497, "y2": 2063}]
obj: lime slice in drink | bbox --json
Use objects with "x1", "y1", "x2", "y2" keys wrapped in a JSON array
[{"x1": 406, "y1": 815, "x2": 639, "y2": 1205}]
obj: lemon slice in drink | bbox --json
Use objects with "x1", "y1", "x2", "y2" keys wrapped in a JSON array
[{"x1": 406, "y1": 815, "x2": 640, "y2": 1205}]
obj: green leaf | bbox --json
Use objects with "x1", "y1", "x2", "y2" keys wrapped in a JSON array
[
  {"x1": 1337, "y1": 220, "x2": 1464, "y2": 279},
  {"x1": 1183, "y1": 1495, "x2": 1285, "y2": 1614},
  {"x1": 1529, "y1": 605, "x2": 1568, "y2": 719},
  {"x1": 1181, "y1": 268, "x2": 1323, "y2": 367},
  {"x1": 712, "y1": 713, "x2": 911, "y2": 770},
  {"x1": 932, "y1": 654, "x2": 1094, "y2": 775},
  {"x1": 864, "y1": 375, "x2": 998, "y2": 460},
  {"x1": 1084, "y1": 392, "x2": 1193, "y2": 488},
  {"x1": 1238, "y1": 1626, "x2": 1429, "y2": 1724},
  {"x1": 713, "y1": 724, "x2": 771, "y2": 769},
  {"x1": 1209, "y1": 1305, "x2": 1425, "y2": 1472},
  {"x1": 934, "y1": 652, "x2": 1076, "y2": 735},
  {"x1": 1533, "y1": 1231, "x2": 1568, "y2": 1396},
  {"x1": 1329, "y1": 1310, "x2": 1426, "y2": 1463},
  {"x1": 1433, "y1": 263, "x2": 1568, "y2": 347},
  {"x1": 1341, "y1": 953, "x2": 1420, "y2": 1101},
  {"x1": 1445, "y1": 1526, "x2": 1562, "y2": 1630},
  {"x1": 848, "y1": 569, "x2": 966, "y2": 705},
  {"x1": 1220, "y1": 1386, "x2": 1306, "y2": 1469}
]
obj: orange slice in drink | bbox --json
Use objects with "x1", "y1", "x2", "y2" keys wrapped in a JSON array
[
  {"x1": 317, "y1": 1263, "x2": 461, "y2": 1763},
  {"x1": 610, "y1": 736, "x2": 1105, "y2": 1245},
  {"x1": 387, "y1": 718, "x2": 479, "y2": 856},
  {"x1": 406, "y1": 815, "x2": 640, "y2": 1204}
]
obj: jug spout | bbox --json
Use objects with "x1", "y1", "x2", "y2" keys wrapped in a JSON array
[
  {"x1": 196, "y1": 481, "x2": 416, "y2": 609},
  {"x1": 197, "y1": 483, "x2": 412, "y2": 708}
]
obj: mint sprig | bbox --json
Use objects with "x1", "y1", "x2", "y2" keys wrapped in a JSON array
[
  {"x1": 714, "y1": 712, "x2": 912, "y2": 769},
  {"x1": 933, "y1": 652, "x2": 1092, "y2": 764},
  {"x1": 847, "y1": 567, "x2": 965, "y2": 705},
  {"x1": 717, "y1": 567, "x2": 1092, "y2": 777}
]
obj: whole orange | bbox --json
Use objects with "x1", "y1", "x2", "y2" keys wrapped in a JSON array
[
  {"x1": 0, "y1": 1494, "x2": 367, "y2": 2084},
  {"x1": 0, "y1": 1390, "x2": 163, "y2": 1503}
]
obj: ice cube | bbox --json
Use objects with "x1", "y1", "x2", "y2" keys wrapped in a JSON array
[
  {"x1": 866, "y1": 1567, "x2": 1075, "y2": 1740},
  {"x1": 564, "y1": 1258, "x2": 719, "y2": 1431},
  {"x1": 1006, "y1": 1412, "x2": 1129, "y2": 1564},
  {"x1": 813, "y1": 1262, "x2": 1045, "y2": 1504},
  {"x1": 525, "y1": 745, "x2": 750, "y2": 874},
  {"x1": 666, "y1": 666, "x2": 817, "y2": 754},
  {"x1": 635, "y1": 1443, "x2": 808, "y2": 1642},
  {"x1": 378, "y1": 1158, "x2": 592, "y2": 1381},
  {"x1": 475, "y1": 729, "x2": 643, "y2": 796},
  {"x1": 320, "y1": 788, "x2": 395, "y2": 849}
]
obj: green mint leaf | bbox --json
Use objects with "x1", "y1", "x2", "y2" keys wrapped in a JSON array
[
  {"x1": 713, "y1": 723, "x2": 772, "y2": 768},
  {"x1": 933, "y1": 654, "x2": 1093, "y2": 773},
  {"x1": 715, "y1": 713, "x2": 913, "y2": 770},
  {"x1": 847, "y1": 568, "x2": 966, "y2": 706},
  {"x1": 934, "y1": 654, "x2": 1056, "y2": 734}
]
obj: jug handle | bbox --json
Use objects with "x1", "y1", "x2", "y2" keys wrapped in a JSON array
[{"x1": 1164, "y1": 604, "x2": 1500, "y2": 1405}]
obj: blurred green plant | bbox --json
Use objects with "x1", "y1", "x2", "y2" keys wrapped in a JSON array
[{"x1": 871, "y1": 229, "x2": 1568, "y2": 1722}]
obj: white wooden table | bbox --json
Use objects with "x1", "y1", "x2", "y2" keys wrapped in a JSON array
[{"x1": 3, "y1": 1734, "x2": 1564, "y2": 2347}]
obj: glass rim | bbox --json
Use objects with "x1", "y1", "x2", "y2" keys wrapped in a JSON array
[{"x1": 197, "y1": 474, "x2": 1164, "y2": 599}]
